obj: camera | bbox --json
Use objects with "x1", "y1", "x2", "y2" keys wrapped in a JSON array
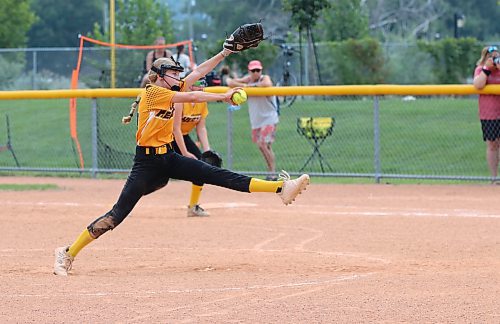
[{"x1": 494, "y1": 57, "x2": 500, "y2": 65}]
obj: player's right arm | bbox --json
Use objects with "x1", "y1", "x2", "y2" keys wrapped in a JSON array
[
  {"x1": 196, "y1": 116, "x2": 210, "y2": 152},
  {"x1": 172, "y1": 88, "x2": 242, "y2": 105},
  {"x1": 173, "y1": 103, "x2": 197, "y2": 159}
]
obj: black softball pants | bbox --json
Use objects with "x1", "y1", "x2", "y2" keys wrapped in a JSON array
[
  {"x1": 172, "y1": 134, "x2": 204, "y2": 186},
  {"x1": 87, "y1": 145, "x2": 251, "y2": 235}
]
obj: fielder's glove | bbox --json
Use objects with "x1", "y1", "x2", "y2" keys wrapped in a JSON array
[
  {"x1": 223, "y1": 23, "x2": 264, "y2": 52},
  {"x1": 201, "y1": 150, "x2": 223, "y2": 168}
]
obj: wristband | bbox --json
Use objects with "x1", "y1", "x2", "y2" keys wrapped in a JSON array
[{"x1": 220, "y1": 50, "x2": 228, "y2": 58}]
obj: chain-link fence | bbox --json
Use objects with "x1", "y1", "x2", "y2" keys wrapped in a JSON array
[
  {"x1": 0, "y1": 90, "x2": 495, "y2": 183},
  {"x1": 3, "y1": 41, "x2": 495, "y2": 91}
]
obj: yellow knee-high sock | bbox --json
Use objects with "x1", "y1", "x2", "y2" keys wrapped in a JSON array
[
  {"x1": 67, "y1": 229, "x2": 95, "y2": 258},
  {"x1": 249, "y1": 178, "x2": 284, "y2": 193},
  {"x1": 189, "y1": 184, "x2": 203, "y2": 208}
]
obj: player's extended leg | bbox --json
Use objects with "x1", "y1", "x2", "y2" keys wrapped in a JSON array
[
  {"x1": 54, "y1": 155, "x2": 169, "y2": 276},
  {"x1": 169, "y1": 153, "x2": 309, "y2": 205}
]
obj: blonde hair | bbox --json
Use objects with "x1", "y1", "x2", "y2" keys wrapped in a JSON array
[
  {"x1": 476, "y1": 46, "x2": 497, "y2": 66},
  {"x1": 147, "y1": 57, "x2": 177, "y2": 83}
]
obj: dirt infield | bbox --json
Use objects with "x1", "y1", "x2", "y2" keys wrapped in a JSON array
[{"x1": 1, "y1": 176, "x2": 499, "y2": 323}]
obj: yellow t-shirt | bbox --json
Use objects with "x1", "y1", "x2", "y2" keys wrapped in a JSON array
[
  {"x1": 180, "y1": 102, "x2": 209, "y2": 135},
  {"x1": 135, "y1": 84, "x2": 176, "y2": 147}
]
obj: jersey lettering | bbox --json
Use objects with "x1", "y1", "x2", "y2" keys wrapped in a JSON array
[
  {"x1": 156, "y1": 106, "x2": 175, "y2": 120},
  {"x1": 182, "y1": 114, "x2": 202, "y2": 123}
]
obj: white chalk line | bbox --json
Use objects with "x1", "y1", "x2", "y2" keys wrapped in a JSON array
[
  {"x1": 0, "y1": 272, "x2": 376, "y2": 299},
  {"x1": 1, "y1": 200, "x2": 497, "y2": 218},
  {"x1": 0, "y1": 201, "x2": 256, "y2": 210},
  {"x1": 0, "y1": 247, "x2": 390, "y2": 264},
  {"x1": 252, "y1": 205, "x2": 500, "y2": 218}
]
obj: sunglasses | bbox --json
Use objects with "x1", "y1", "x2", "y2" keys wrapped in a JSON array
[
  {"x1": 487, "y1": 46, "x2": 498, "y2": 53},
  {"x1": 250, "y1": 69, "x2": 262, "y2": 73}
]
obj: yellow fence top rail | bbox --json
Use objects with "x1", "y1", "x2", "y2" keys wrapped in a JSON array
[{"x1": 0, "y1": 85, "x2": 499, "y2": 100}]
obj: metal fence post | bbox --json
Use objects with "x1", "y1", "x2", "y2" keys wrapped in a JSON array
[
  {"x1": 91, "y1": 98, "x2": 98, "y2": 178},
  {"x1": 373, "y1": 96, "x2": 381, "y2": 183},
  {"x1": 32, "y1": 51, "x2": 37, "y2": 90}
]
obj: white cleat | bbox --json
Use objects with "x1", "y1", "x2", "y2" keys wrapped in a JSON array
[
  {"x1": 278, "y1": 170, "x2": 310, "y2": 205},
  {"x1": 187, "y1": 204, "x2": 210, "y2": 217},
  {"x1": 54, "y1": 246, "x2": 74, "y2": 276}
]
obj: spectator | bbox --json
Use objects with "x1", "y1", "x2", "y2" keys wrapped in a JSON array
[
  {"x1": 473, "y1": 45, "x2": 500, "y2": 183},
  {"x1": 229, "y1": 60, "x2": 279, "y2": 180},
  {"x1": 140, "y1": 37, "x2": 173, "y2": 87},
  {"x1": 175, "y1": 44, "x2": 192, "y2": 78},
  {"x1": 219, "y1": 65, "x2": 238, "y2": 86}
]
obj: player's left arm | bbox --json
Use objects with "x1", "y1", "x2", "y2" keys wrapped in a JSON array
[
  {"x1": 184, "y1": 48, "x2": 232, "y2": 89},
  {"x1": 196, "y1": 117, "x2": 210, "y2": 152}
]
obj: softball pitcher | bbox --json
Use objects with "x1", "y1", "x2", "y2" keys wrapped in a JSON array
[
  {"x1": 54, "y1": 26, "x2": 310, "y2": 276},
  {"x1": 172, "y1": 77, "x2": 213, "y2": 217}
]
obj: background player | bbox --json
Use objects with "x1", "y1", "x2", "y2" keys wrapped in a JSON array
[
  {"x1": 54, "y1": 30, "x2": 310, "y2": 276},
  {"x1": 172, "y1": 77, "x2": 213, "y2": 217}
]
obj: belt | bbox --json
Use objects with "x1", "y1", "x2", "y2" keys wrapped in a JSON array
[{"x1": 136, "y1": 143, "x2": 173, "y2": 155}]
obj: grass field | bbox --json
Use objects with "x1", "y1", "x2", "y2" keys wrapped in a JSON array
[{"x1": 0, "y1": 95, "x2": 489, "y2": 181}]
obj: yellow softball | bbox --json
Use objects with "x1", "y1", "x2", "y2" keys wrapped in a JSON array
[{"x1": 231, "y1": 89, "x2": 248, "y2": 105}]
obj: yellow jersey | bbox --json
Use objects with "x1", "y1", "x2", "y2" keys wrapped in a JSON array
[
  {"x1": 135, "y1": 84, "x2": 176, "y2": 147},
  {"x1": 180, "y1": 102, "x2": 209, "y2": 135}
]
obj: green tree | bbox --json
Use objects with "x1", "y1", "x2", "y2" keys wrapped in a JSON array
[
  {"x1": 283, "y1": 0, "x2": 330, "y2": 84},
  {"x1": 89, "y1": 0, "x2": 175, "y2": 87},
  {"x1": 195, "y1": 0, "x2": 287, "y2": 42},
  {"x1": 27, "y1": 0, "x2": 102, "y2": 47},
  {"x1": 442, "y1": 0, "x2": 499, "y2": 40},
  {"x1": 0, "y1": 0, "x2": 36, "y2": 89},
  {"x1": 418, "y1": 37, "x2": 479, "y2": 83},
  {"x1": 318, "y1": 0, "x2": 369, "y2": 41},
  {"x1": 283, "y1": 0, "x2": 329, "y2": 32},
  {"x1": 0, "y1": 0, "x2": 36, "y2": 48},
  {"x1": 92, "y1": 0, "x2": 174, "y2": 45}
]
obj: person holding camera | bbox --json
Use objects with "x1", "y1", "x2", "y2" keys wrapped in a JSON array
[{"x1": 473, "y1": 45, "x2": 500, "y2": 183}]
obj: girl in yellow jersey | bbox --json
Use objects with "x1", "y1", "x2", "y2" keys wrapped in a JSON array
[
  {"x1": 54, "y1": 46, "x2": 310, "y2": 276},
  {"x1": 172, "y1": 77, "x2": 212, "y2": 217}
]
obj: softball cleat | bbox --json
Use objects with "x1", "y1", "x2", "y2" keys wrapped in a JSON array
[
  {"x1": 278, "y1": 170, "x2": 310, "y2": 205},
  {"x1": 54, "y1": 246, "x2": 74, "y2": 276},
  {"x1": 187, "y1": 204, "x2": 210, "y2": 217}
]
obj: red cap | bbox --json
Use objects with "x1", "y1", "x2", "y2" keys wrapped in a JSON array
[{"x1": 248, "y1": 60, "x2": 263, "y2": 70}]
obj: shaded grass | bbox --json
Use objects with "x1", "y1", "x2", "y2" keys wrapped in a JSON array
[
  {"x1": 0, "y1": 96, "x2": 486, "y2": 180},
  {"x1": 0, "y1": 183, "x2": 60, "y2": 191}
]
